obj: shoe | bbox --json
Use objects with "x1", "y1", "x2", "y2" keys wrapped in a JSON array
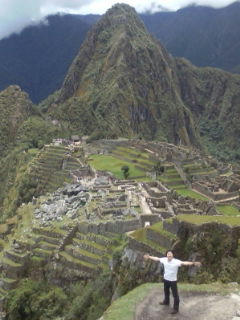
[
  {"x1": 170, "y1": 309, "x2": 178, "y2": 314},
  {"x1": 159, "y1": 301, "x2": 169, "y2": 305}
]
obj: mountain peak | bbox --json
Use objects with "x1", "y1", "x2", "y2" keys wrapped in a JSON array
[
  {"x1": 58, "y1": 3, "x2": 162, "y2": 103},
  {"x1": 53, "y1": 4, "x2": 199, "y2": 146}
]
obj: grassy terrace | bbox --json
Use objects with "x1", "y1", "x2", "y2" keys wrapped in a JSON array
[
  {"x1": 177, "y1": 214, "x2": 240, "y2": 226},
  {"x1": 0, "y1": 224, "x2": 8, "y2": 234},
  {"x1": 130, "y1": 228, "x2": 166, "y2": 252},
  {"x1": 59, "y1": 251, "x2": 98, "y2": 269},
  {"x1": 102, "y1": 282, "x2": 238, "y2": 320},
  {"x1": 116, "y1": 146, "x2": 151, "y2": 160},
  {"x1": 217, "y1": 205, "x2": 240, "y2": 216},
  {"x1": 175, "y1": 188, "x2": 208, "y2": 201},
  {"x1": 149, "y1": 221, "x2": 177, "y2": 240},
  {"x1": 88, "y1": 154, "x2": 147, "y2": 179},
  {"x1": 112, "y1": 148, "x2": 155, "y2": 167}
]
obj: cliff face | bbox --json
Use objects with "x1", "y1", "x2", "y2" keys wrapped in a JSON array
[
  {"x1": 52, "y1": 4, "x2": 199, "y2": 146},
  {"x1": 0, "y1": 85, "x2": 32, "y2": 155}
]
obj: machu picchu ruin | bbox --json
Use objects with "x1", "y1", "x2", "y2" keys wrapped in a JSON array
[
  {"x1": 1, "y1": 2, "x2": 240, "y2": 319},
  {"x1": 0, "y1": 137, "x2": 240, "y2": 319}
]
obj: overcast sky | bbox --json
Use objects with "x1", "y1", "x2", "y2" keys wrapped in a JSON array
[{"x1": 0, "y1": 0, "x2": 238, "y2": 40}]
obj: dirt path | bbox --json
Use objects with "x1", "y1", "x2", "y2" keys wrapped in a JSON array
[{"x1": 135, "y1": 287, "x2": 240, "y2": 320}]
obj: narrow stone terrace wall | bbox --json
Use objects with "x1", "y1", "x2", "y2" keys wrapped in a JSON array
[{"x1": 78, "y1": 219, "x2": 141, "y2": 235}]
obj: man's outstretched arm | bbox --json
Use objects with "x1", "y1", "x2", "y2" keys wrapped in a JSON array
[
  {"x1": 143, "y1": 254, "x2": 161, "y2": 262},
  {"x1": 181, "y1": 261, "x2": 201, "y2": 267}
]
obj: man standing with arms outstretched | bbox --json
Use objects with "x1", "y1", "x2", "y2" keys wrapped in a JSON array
[{"x1": 144, "y1": 250, "x2": 201, "y2": 314}]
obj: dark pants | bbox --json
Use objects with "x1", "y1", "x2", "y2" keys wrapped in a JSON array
[{"x1": 163, "y1": 279, "x2": 180, "y2": 311}]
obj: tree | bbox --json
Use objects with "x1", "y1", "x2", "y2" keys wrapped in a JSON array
[
  {"x1": 153, "y1": 161, "x2": 164, "y2": 177},
  {"x1": 121, "y1": 165, "x2": 130, "y2": 179}
]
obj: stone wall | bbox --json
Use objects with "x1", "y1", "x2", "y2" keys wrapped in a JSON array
[
  {"x1": 192, "y1": 182, "x2": 239, "y2": 201},
  {"x1": 163, "y1": 219, "x2": 179, "y2": 235},
  {"x1": 127, "y1": 237, "x2": 164, "y2": 256},
  {"x1": 78, "y1": 219, "x2": 141, "y2": 235},
  {"x1": 142, "y1": 182, "x2": 169, "y2": 198},
  {"x1": 140, "y1": 214, "x2": 161, "y2": 227},
  {"x1": 146, "y1": 229, "x2": 174, "y2": 249}
]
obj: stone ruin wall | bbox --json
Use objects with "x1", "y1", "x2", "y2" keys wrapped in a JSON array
[
  {"x1": 192, "y1": 182, "x2": 239, "y2": 201},
  {"x1": 78, "y1": 218, "x2": 141, "y2": 235}
]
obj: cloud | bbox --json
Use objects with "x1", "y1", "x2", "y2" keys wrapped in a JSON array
[
  {"x1": 0, "y1": 0, "x2": 93, "y2": 40},
  {"x1": 0, "y1": 0, "x2": 238, "y2": 40}
]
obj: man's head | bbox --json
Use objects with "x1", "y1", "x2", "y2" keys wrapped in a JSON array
[{"x1": 166, "y1": 250, "x2": 174, "y2": 261}]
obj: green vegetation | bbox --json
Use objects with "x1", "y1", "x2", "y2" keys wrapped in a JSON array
[
  {"x1": 150, "y1": 222, "x2": 177, "y2": 240},
  {"x1": 176, "y1": 188, "x2": 208, "y2": 201},
  {"x1": 116, "y1": 146, "x2": 150, "y2": 160},
  {"x1": 102, "y1": 282, "x2": 237, "y2": 320},
  {"x1": 121, "y1": 165, "x2": 130, "y2": 179},
  {"x1": 130, "y1": 228, "x2": 165, "y2": 253},
  {"x1": 113, "y1": 146, "x2": 155, "y2": 167},
  {"x1": 66, "y1": 272, "x2": 113, "y2": 320},
  {"x1": 88, "y1": 154, "x2": 146, "y2": 179},
  {"x1": 177, "y1": 214, "x2": 240, "y2": 226},
  {"x1": 217, "y1": 205, "x2": 240, "y2": 216},
  {"x1": 103, "y1": 283, "x2": 157, "y2": 320},
  {"x1": 6, "y1": 279, "x2": 68, "y2": 320}
]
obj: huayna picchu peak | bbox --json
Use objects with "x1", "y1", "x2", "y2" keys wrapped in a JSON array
[
  {"x1": 50, "y1": 3, "x2": 200, "y2": 147},
  {"x1": 47, "y1": 3, "x2": 240, "y2": 159}
]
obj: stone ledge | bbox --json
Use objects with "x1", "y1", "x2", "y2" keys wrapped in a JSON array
[
  {"x1": 4, "y1": 251, "x2": 29, "y2": 264},
  {"x1": 146, "y1": 229, "x2": 175, "y2": 249},
  {"x1": 72, "y1": 238, "x2": 105, "y2": 256},
  {"x1": 59, "y1": 251, "x2": 98, "y2": 275},
  {"x1": 65, "y1": 245, "x2": 102, "y2": 265}
]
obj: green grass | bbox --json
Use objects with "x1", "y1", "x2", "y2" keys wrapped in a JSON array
[
  {"x1": 103, "y1": 283, "x2": 157, "y2": 320},
  {"x1": 176, "y1": 188, "x2": 208, "y2": 201},
  {"x1": 217, "y1": 205, "x2": 240, "y2": 216},
  {"x1": 159, "y1": 176, "x2": 183, "y2": 183},
  {"x1": 168, "y1": 184, "x2": 186, "y2": 190},
  {"x1": 116, "y1": 146, "x2": 150, "y2": 159},
  {"x1": 88, "y1": 154, "x2": 147, "y2": 179},
  {"x1": 112, "y1": 150, "x2": 155, "y2": 167},
  {"x1": 59, "y1": 251, "x2": 98, "y2": 269},
  {"x1": 130, "y1": 228, "x2": 166, "y2": 252},
  {"x1": 0, "y1": 224, "x2": 8, "y2": 234},
  {"x1": 28, "y1": 148, "x2": 40, "y2": 155},
  {"x1": 2, "y1": 257, "x2": 22, "y2": 267},
  {"x1": 177, "y1": 214, "x2": 240, "y2": 227},
  {"x1": 150, "y1": 222, "x2": 177, "y2": 240},
  {"x1": 102, "y1": 282, "x2": 236, "y2": 320}
]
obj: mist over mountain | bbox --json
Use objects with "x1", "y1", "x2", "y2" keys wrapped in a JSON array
[
  {"x1": 0, "y1": 14, "x2": 93, "y2": 103},
  {"x1": 142, "y1": 2, "x2": 240, "y2": 72},
  {"x1": 0, "y1": 2, "x2": 240, "y2": 103}
]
